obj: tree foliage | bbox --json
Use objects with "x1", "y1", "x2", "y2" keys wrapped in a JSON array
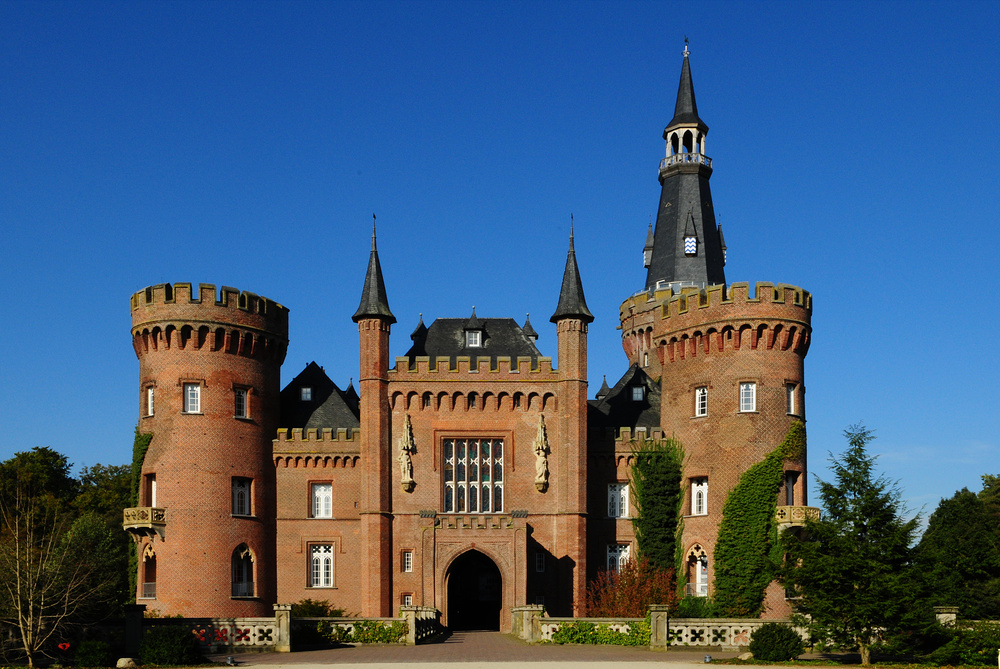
[
  {"x1": 630, "y1": 437, "x2": 683, "y2": 572},
  {"x1": 782, "y1": 424, "x2": 918, "y2": 666},
  {"x1": 0, "y1": 448, "x2": 129, "y2": 666},
  {"x1": 714, "y1": 420, "x2": 805, "y2": 617},
  {"x1": 586, "y1": 556, "x2": 677, "y2": 617}
]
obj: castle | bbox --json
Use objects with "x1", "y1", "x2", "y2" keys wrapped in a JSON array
[{"x1": 124, "y1": 48, "x2": 813, "y2": 629}]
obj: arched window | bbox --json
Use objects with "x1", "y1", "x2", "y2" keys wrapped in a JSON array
[
  {"x1": 310, "y1": 544, "x2": 333, "y2": 588},
  {"x1": 232, "y1": 545, "x2": 254, "y2": 597}
]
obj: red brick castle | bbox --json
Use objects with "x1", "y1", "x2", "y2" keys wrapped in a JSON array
[{"x1": 125, "y1": 48, "x2": 814, "y2": 628}]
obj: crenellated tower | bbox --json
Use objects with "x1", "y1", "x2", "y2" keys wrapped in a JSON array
[
  {"x1": 619, "y1": 46, "x2": 815, "y2": 617},
  {"x1": 126, "y1": 282, "x2": 288, "y2": 616}
]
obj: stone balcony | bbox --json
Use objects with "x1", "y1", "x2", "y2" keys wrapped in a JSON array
[
  {"x1": 775, "y1": 505, "x2": 820, "y2": 529},
  {"x1": 123, "y1": 506, "x2": 166, "y2": 542}
]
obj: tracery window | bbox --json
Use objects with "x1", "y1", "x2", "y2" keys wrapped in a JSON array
[
  {"x1": 310, "y1": 544, "x2": 333, "y2": 587},
  {"x1": 443, "y1": 438, "x2": 503, "y2": 513}
]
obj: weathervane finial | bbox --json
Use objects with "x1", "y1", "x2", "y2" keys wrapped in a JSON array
[{"x1": 683, "y1": 36, "x2": 690, "y2": 57}]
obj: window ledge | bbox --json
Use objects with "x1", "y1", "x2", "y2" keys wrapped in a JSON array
[
  {"x1": 683, "y1": 513, "x2": 710, "y2": 519},
  {"x1": 231, "y1": 514, "x2": 257, "y2": 519},
  {"x1": 230, "y1": 596, "x2": 259, "y2": 600},
  {"x1": 691, "y1": 414, "x2": 707, "y2": 419},
  {"x1": 181, "y1": 412, "x2": 203, "y2": 416},
  {"x1": 738, "y1": 410, "x2": 759, "y2": 414},
  {"x1": 234, "y1": 416, "x2": 254, "y2": 422},
  {"x1": 307, "y1": 586, "x2": 337, "y2": 590}
]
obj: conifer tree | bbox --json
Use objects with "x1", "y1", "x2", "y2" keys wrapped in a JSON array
[{"x1": 782, "y1": 425, "x2": 917, "y2": 666}]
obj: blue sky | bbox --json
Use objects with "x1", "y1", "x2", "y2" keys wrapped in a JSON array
[{"x1": 2, "y1": 0, "x2": 998, "y2": 523}]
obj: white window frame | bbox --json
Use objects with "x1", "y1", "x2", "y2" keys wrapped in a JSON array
[
  {"x1": 183, "y1": 383, "x2": 201, "y2": 414},
  {"x1": 300, "y1": 386, "x2": 312, "y2": 401},
  {"x1": 466, "y1": 330, "x2": 481, "y2": 347},
  {"x1": 402, "y1": 551, "x2": 413, "y2": 573},
  {"x1": 232, "y1": 477, "x2": 251, "y2": 516},
  {"x1": 310, "y1": 544, "x2": 333, "y2": 588},
  {"x1": 631, "y1": 386, "x2": 645, "y2": 401},
  {"x1": 402, "y1": 594, "x2": 413, "y2": 606},
  {"x1": 739, "y1": 382, "x2": 756, "y2": 413},
  {"x1": 691, "y1": 478, "x2": 708, "y2": 516},
  {"x1": 234, "y1": 388, "x2": 248, "y2": 418},
  {"x1": 786, "y1": 383, "x2": 796, "y2": 415},
  {"x1": 146, "y1": 386, "x2": 155, "y2": 416},
  {"x1": 607, "y1": 483, "x2": 629, "y2": 518},
  {"x1": 695, "y1": 386, "x2": 708, "y2": 417},
  {"x1": 443, "y1": 438, "x2": 503, "y2": 514},
  {"x1": 312, "y1": 483, "x2": 332, "y2": 518},
  {"x1": 607, "y1": 543, "x2": 630, "y2": 572}
]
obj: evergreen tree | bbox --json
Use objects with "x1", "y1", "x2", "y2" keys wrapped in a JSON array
[
  {"x1": 782, "y1": 425, "x2": 918, "y2": 666},
  {"x1": 630, "y1": 438, "x2": 683, "y2": 572}
]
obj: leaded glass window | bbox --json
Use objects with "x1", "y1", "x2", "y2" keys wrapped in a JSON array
[{"x1": 443, "y1": 438, "x2": 503, "y2": 513}]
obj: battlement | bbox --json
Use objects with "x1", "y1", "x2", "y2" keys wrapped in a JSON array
[
  {"x1": 622, "y1": 282, "x2": 811, "y2": 324},
  {"x1": 131, "y1": 283, "x2": 289, "y2": 334},
  {"x1": 274, "y1": 427, "x2": 360, "y2": 443},
  {"x1": 389, "y1": 355, "x2": 556, "y2": 377}
]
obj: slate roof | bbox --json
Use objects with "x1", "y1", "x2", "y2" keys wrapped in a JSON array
[
  {"x1": 353, "y1": 224, "x2": 396, "y2": 324},
  {"x1": 588, "y1": 364, "x2": 661, "y2": 432},
  {"x1": 404, "y1": 316, "x2": 543, "y2": 369},
  {"x1": 550, "y1": 230, "x2": 594, "y2": 324},
  {"x1": 279, "y1": 362, "x2": 360, "y2": 431},
  {"x1": 666, "y1": 49, "x2": 708, "y2": 133}
]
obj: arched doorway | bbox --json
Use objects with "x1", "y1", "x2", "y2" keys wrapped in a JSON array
[{"x1": 446, "y1": 550, "x2": 502, "y2": 630}]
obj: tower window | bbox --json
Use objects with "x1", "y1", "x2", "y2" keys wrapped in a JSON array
[
  {"x1": 234, "y1": 388, "x2": 248, "y2": 418},
  {"x1": 146, "y1": 386, "x2": 155, "y2": 417},
  {"x1": 691, "y1": 478, "x2": 708, "y2": 516},
  {"x1": 232, "y1": 477, "x2": 251, "y2": 516},
  {"x1": 535, "y1": 552, "x2": 546, "y2": 573},
  {"x1": 402, "y1": 551, "x2": 413, "y2": 573},
  {"x1": 231, "y1": 545, "x2": 254, "y2": 597},
  {"x1": 608, "y1": 483, "x2": 629, "y2": 518},
  {"x1": 310, "y1": 544, "x2": 333, "y2": 588},
  {"x1": 402, "y1": 594, "x2": 413, "y2": 606},
  {"x1": 739, "y1": 382, "x2": 757, "y2": 412},
  {"x1": 311, "y1": 483, "x2": 332, "y2": 518},
  {"x1": 786, "y1": 383, "x2": 797, "y2": 415},
  {"x1": 183, "y1": 383, "x2": 201, "y2": 414},
  {"x1": 695, "y1": 386, "x2": 708, "y2": 417}
]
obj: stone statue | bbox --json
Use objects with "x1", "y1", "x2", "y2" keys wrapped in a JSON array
[
  {"x1": 534, "y1": 414, "x2": 550, "y2": 492},
  {"x1": 398, "y1": 413, "x2": 415, "y2": 492}
]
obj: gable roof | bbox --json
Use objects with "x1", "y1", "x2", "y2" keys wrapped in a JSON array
[
  {"x1": 404, "y1": 316, "x2": 543, "y2": 369},
  {"x1": 588, "y1": 364, "x2": 661, "y2": 432},
  {"x1": 279, "y1": 362, "x2": 360, "y2": 431}
]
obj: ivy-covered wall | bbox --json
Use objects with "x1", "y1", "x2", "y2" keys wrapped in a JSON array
[
  {"x1": 713, "y1": 421, "x2": 806, "y2": 616},
  {"x1": 630, "y1": 438, "x2": 684, "y2": 572},
  {"x1": 128, "y1": 426, "x2": 153, "y2": 601}
]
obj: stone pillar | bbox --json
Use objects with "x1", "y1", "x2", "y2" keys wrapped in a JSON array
[
  {"x1": 511, "y1": 605, "x2": 544, "y2": 642},
  {"x1": 273, "y1": 604, "x2": 292, "y2": 652},
  {"x1": 400, "y1": 606, "x2": 417, "y2": 645},
  {"x1": 934, "y1": 606, "x2": 959, "y2": 627},
  {"x1": 123, "y1": 604, "x2": 146, "y2": 656},
  {"x1": 648, "y1": 604, "x2": 671, "y2": 647}
]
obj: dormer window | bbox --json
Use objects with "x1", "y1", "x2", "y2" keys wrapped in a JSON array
[
  {"x1": 631, "y1": 386, "x2": 645, "y2": 402},
  {"x1": 300, "y1": 387, "x2": 312, "y2": 401},
  {"x1": 466, "y1": 330, "x2": 481, "y2": 348}
]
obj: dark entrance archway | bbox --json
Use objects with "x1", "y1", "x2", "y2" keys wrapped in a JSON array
[{"x1": 446, "y1": 550, "x2": 502, "y2": 630}]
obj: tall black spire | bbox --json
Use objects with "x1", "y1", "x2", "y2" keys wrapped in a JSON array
[
  {"x1": 644, "y1": 44, "x2": 726, "y2": 292},
  {"x1": 352, "y1": 216, "x2": 396, "y2": 324},
  {"x1": 551, "y1": 223, "x2": 594, "y2": 324}
]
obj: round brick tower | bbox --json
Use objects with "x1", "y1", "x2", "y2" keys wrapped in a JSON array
[{"x1": 129, "y1": 282, "x2": 288, "y2": 616}]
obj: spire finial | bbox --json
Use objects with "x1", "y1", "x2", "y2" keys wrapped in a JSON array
[
  {"x1": 683, "y1": 36, "x2": 690, "y2": 57},
  {"x1": 371, "y1": 213, "x2": 377, "y2": 251}
]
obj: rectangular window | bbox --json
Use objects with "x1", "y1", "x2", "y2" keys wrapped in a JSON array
[
  {"x1": 310, "y1": 544, "x2": 333, "y2": 587},
  {"x1": 183, "y1": 383, "x2": 201, "y2": 413},
  {"x1": 144, "y1": 474, "x2": 157, "y2": 507},
  {"x1": 232, "y1": 477, "x2": 251, "y2": 516},
  {"x1": 402, "y1": 551, "x2": 413, "y2": 573},
  {"x1": 234, "y1": 388, "x2": 248, "y2": 418},
  {"x1": 695, "y1": 386, "x2": 708, "y2": 417},
  {"x1": 535, "y1": 552, "x2": 546, "y2": 573},
  {"x1": 443, "y1": 438, "x2": 503, "y2": 514},
  {"x1": 786, "y1": 383, "x2": 796, "y2": 415},
  {"x1": 739, "y1": 382, "x2": 756, "y2": 412},
  {"x1": 300, "y1": 386, "x2": 312, "y2": 401},
  {"x1": 607, "y1": 544, "x2": 630, "y2": 572},
  {"x1": 691, "y1": 478, "x2": 708, "y2": 516},
  {"x1": 402, "y1": 594, "x2": 413, "y2": 606},
  {"x1": 146, "y1": 386, "x2": 155, "y2": 416},
  {"x1": 785, "y1": 472, "x2": 797, "y2": 506},
  {"x1": 608, "y1": 483, "x2": 629, "y2": 518},
  {"x1": 631, "y1": 386, "x2": 645, "y2": 401},
  {"x1": 466, "y1": 331, "x2": 481, "y2": 347},
  {"x1": 312, "y1": 483, "x2": 332, "y2": 518}
]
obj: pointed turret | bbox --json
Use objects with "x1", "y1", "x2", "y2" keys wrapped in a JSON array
[
  {"x1": 551, "y1": 227, "x2": 594, "y2": 324},
  {"x1": 522, "y1": 314, "x2": 538, "y2": 342},
  {"x1": 644, "y1": 44, "x2": 726, "y2": 292},
  {"x1": 352, "y1": 220, "x2": 396, "y2": 324}
]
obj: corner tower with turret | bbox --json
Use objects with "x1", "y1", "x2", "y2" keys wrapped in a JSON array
[
  {"x1": 126, "y1": 283, "x2": 288, "y2": 616},
  {"x1": 619, "y1": 46, "x2": 816, "y2": 617}
]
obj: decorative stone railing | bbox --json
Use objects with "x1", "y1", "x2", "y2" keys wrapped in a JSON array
[
  {"x1": 513, "y1": 605, "x2": 799, "y2": 649},
  {"x1": 122, "y1": 507, "x2": 166, "y2": 542},
  {"x1": 144, "y1": 617, "x2": 278, "y2": 650},
  {"x1": 775, "y1": 505, "x2": 821, "y2": 528},
  {"x1": 401, "y1": 606, "x2": 443, "y2": 644},
  {"x1": 660, "y1": 153, "x2": 712, "y2": 170}
]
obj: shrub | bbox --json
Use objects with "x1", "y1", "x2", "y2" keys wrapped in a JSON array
[
  {"x1": 139, "y1": 625, "x2": 203, "y2": 665},
  {"x1": 926, "y1": 622, "x2": 1000, "y2": 666},
  {"x1": 675, "y1": 596, "x2": 721, "y2": 618},
  {"x1": 748, "y1": 623, "x2": 804, "y2": 661},
  {"x1": 551, "y1": 619, "x2": 650, "y2": 646},
  {"x1": 346, "y1": 620, "x2": 407, "y2": 644},
  {"x1": 586, "y1": 557, "x2": 676, "y2": 617},
  {"x1": 75, "y1": 639, "x2": 114, "y2": 667}
]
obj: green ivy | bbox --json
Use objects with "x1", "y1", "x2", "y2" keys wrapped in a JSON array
[
  {"x1": 631, "y1": 438, "x2": 684, "y2": 573},
  {"x1": 315, "y1": 619, "x2": 408, "y2": 644},
  {"x1": 551, "y1": 619, "x2": 651, "y2": 646},
  {"x1": 128, "y1": 426, "x2": 154, "y2": 603},
  {"x1": 713, "y1": 421, "x2": 805, "y2": 616}
]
